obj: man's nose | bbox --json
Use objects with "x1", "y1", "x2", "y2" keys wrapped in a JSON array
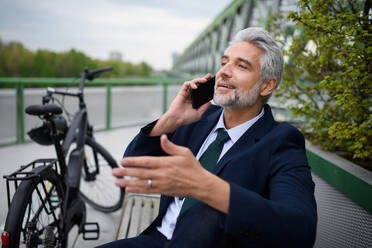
[{"x1": 217, "y1": 63, "x2": 232, "y2": 78}]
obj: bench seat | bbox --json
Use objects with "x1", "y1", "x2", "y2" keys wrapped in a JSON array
[{"x1": 115, "y1": 194, "x2": 160, "y2": 239}]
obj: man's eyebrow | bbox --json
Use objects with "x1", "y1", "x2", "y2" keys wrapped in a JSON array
[
  {"x1": 237, "y1": 57, "x2": 253, "y2": 69},
  {"x1": 221, "y1": 55, "x2": 253, "y2": 69}
]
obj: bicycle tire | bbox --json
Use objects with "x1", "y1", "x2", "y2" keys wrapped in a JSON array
[
  {"x1": 4, "y1": 167, "x2": 67, "y2": 248},
  {"x1": 78, "y1": 136, "x2": 125, "y2": 213}
]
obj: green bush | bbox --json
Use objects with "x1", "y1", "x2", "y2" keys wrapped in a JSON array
[{"x1": 270, "y1": 0, "x2": 371, "y2": 170}]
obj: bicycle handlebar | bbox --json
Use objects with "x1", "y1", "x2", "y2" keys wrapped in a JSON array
[
  {"x1": 43, "y1": 66, "x2": 113, "y2": 105},
  {"x1": 85, "y1": 66, "x2": 113, "y2": 81},
  {"x1": 79, "y1": 66, "x2": 113, "y2": 94}
]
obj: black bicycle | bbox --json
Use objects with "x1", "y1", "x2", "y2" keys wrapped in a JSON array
[{"x1": 2, "y1": 67, "x2": 125, "y2": 247}]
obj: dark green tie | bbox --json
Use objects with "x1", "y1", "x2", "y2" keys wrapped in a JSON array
[{"x1": 179, "y1": 129, "x2": 230, "y2": 215}]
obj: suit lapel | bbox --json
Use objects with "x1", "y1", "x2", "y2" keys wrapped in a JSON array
[{"x1": 213, "y1": 104, "x2": 276, "y2": 175}]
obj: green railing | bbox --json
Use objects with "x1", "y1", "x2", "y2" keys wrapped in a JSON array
[
  {"x1": 0, "y1": 77, "x2": 186, "y2": 145},
  {"x1": 307, "y1": 148, "x2": 372, "y2": 213}
]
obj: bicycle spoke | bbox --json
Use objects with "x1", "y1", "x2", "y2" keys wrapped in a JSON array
[
  {"x1": 16, "y1": 180, "x2": 63, "y2": 247},
  {"x1": 41, "y1": 181, "x2": 59, "y2": 221},
  {"x1": 30, "y1": 187, "x2": 50, "y2": 224}
]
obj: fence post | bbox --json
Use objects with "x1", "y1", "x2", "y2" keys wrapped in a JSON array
[
  {"x1": 106, "y1": 84, "x2": 112, "y2": 130},
  {"x1": 16, "y1": 82, "x2": 25, "y2": 143},
  {"x1": 162, "y1": 83, "x2": 168, "y2": 113}
]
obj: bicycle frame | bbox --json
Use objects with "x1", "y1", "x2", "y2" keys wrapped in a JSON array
[
  {"x1": 46, "y1": 68, "x2": 93, "y2": 180},
  {"x1": 47, "y1": 67, "x2": 112, "y2": 187},
  {"x1": 27, "y1": 75, "x2": 90, "y2": 244},
  {"x1": 58, "y1": 108, "x2": 88, "y2": 182},
  {"x1": 45, "y1": 80, "x2": 93, "y2": 239}
]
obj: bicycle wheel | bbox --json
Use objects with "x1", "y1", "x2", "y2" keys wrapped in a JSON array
[
  {"x1": 78, "y1": 136, "x2": 125, "y2": 213},
  {"x1": 4, "y1": 167, "x2": 66, "y2": 248}
]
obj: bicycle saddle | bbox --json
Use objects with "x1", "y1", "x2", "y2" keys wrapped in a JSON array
[{"x1": 25, "y1": 104, "x2": 63, "y2": 116}]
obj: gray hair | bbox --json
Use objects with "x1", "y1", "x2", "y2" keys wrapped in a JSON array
[{"x1": 228, "y1": 27, "x2": 283, "y2": 104}]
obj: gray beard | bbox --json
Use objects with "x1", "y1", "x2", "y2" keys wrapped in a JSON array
[{"x1": 213, "y1": 80, "x2": 262, "y2": 109}]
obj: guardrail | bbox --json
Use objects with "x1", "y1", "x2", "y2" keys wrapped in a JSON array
[
  {"x1": 306, "y1": 142, "x2": 372, "y2": 247},
  {"x1": 0, "y1": 77, "x2": 186, "y2": 146}
]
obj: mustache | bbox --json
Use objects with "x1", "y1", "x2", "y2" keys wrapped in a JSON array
[{"x1": 216, "y1": 77, "x2": 237, "y2": 88}]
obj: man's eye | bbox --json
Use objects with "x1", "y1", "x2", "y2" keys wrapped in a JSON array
[
  {"x1": 238, "y1": 64, "x2": 247, "y2": 69},
  {"x1": 221, "y1": 62, "x2": 226, "y2": 66}
]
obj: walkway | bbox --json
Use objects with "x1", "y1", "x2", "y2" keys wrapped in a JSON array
[{"x1": 0, "y1": 125, "x2": 142, "y2": 247}]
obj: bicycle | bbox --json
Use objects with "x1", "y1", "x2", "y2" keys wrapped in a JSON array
[{"x1": 2, "y1": 67, "x2": 125, "y2": 248}]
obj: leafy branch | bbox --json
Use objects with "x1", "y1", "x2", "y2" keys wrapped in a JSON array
[{"x1": 271, "y1": 0, "x2": 372, "y2": 171}]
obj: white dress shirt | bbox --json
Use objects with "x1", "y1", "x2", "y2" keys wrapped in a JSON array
[{"x1": 157, "y1": 107, "x2": 265, "y2": 240}]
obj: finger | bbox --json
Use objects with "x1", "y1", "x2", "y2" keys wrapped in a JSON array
[
  {"x1": 113, "y1": 167, "x2": 144, "y2": 178},
  {"x1": 115, "y1": 178, "x2": 149, "y2": 188},
  {"x1": 119, "y1": 167, "x2": 157, "y2": 179},
  {"x1": 183, "y1": 80, "x2": 198, "y2": 90},
  {"x1": 120, "y1": 156, "x2": 162, "y2": 169},
  {"x1": 189, "y1": 81, "x2": 198, "y2": 89},
  {"x1": 191, "y1": 77, "x2": 208, "y2": 87},
  {"x1": 125, "y1": 187, "x2": 157, "y2": 195},
  {"x1": 180, "y1": 81, "x2": 191, "y2": 94},
  {"x1": 184, "y1": 75, "x2": 211, "y2": 90},
  {"x1": 192, "y1": 74, "x2": 212, "y2": 86},
  {"x1": 115, "y1": 178, "x2": 158, "y2": 194},
  {"x1": 203, "y1": 73, "x2": 212, "y2": 79},
  {"x1": 112, "y1": 167, "x2": 125, "y2": 177},
  {"x1": 160, "y1": 134, "x2": 188, "y2": 156}
]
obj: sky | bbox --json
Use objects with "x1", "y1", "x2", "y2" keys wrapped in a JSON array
[{"x1": 0, "y1": 0, "x2": 232, "y2": 70}]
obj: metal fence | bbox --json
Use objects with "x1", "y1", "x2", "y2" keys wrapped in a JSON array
[{"x1": 0, "y1": 77, "x2": 184, "y2": 145}]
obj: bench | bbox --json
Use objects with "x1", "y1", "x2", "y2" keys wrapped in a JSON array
[{"x1": 115, "y1": 194, "x2": 160, "y2": 239}]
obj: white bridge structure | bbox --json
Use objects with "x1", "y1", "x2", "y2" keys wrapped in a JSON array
[{"x1": 172, "y1": 0, "x2": 296, "y2": 75}]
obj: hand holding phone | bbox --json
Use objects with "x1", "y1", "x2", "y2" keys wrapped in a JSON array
[{"x1": 191, "y1": 76, "x2": 215, "y2": 109}]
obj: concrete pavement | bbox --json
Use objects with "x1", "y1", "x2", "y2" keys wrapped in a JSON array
[{"x1": 0, "y1": 125, "x2": 142, "y2": 247}]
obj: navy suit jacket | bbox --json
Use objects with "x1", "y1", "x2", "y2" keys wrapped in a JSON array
[{"x1": 124, "y1": 104, "x2": 317, "y2": 247}]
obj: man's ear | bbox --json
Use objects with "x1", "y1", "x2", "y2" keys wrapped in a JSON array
[{"x1": 260, "y1": 79, "x2": 277, "y2": 97}]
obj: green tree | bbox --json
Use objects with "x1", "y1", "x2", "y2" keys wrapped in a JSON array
[
  {"x1": 139, "y1": 61, "x2": 153, "y2": 76},
  {"x1": 271, "y1": 0, "x2": 371, "y2": 170},
  {"x1": 33, "y1": 50, "x2": 57, "y2": 77},
  {"x1": 0, "y1": 39, "x2": 153, "y2": 78},
  {"x1": 0, "y1": 41, "x2": 34, "y2": 77},
  {"x1": 54, "y1": 49, "x2": 97, "y2": 77}
]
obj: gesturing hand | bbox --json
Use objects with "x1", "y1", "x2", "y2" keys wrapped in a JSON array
[
  {"x1": 113, "y1": 135, "x2": 208, "y2": 197},
  {"x1": 113, "y1": 135, "x2": 231, "y2": 213}
]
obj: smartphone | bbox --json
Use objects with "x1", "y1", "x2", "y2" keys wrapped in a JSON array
[{"x1": 191, "y1": 76, "x2": 215, "y2": 109}]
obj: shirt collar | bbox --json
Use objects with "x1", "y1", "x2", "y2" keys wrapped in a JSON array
[{"x1": 214, "y1": 107, "x2": 265, "y2": 143}]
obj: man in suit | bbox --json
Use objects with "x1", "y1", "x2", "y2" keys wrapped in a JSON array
[{"x1": 98, "y1": 27, "x2": 317, "y2": 247}]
